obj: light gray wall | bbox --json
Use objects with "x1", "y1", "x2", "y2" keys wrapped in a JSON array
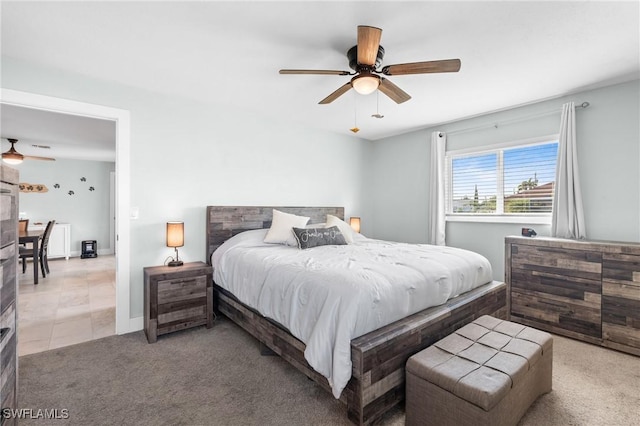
[
  {"x1": 4, "y1": 54, "x2": 638, "y2": 316},
  {"x1": 16, "y1": 158, "x2": 114, "y2": 256},
  {"x1": 366, "y1": 80, "x2": 640, "y2": 281},
  {"x1": 2, "y1": 57, "x2": 370, "y2": 319}
]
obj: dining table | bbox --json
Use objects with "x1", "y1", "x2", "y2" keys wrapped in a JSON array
[{"x1": 18, "y1": 229, "x2": 43, "y2": 284}]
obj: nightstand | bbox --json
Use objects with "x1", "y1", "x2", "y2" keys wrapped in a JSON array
[{"x1": 143, "y1": 261, "x2": 213, "y2": 343}]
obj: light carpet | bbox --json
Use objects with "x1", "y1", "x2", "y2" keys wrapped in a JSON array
[{"x1": 18, "y1": 317, "x2": 640, "y2": 425}]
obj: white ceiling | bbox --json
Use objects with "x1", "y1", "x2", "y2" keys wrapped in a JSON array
[
  {"x1": 0, "y1": 104, "x2": 116, "y2": 162},
  {"x1": 1, "y1": 1, "x2": 639, "y2": 159}
]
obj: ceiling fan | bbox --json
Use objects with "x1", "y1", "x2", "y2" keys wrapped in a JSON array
[
  {"x1": 279, "y1": 25, "x2": 461, "y2": 105},
  {"x1": 2, "y1": 138, "x2": 55, "y2": 164}
]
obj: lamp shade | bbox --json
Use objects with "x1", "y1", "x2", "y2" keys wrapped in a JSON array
[
  {"x1": 349, "y1": 217, "x2": 361, "y2": 233},
  {"x1": 166, "y1": 222, "x2": 184, "y2": 248},
  {"x1": 351, "y1": 74, "x2": 380, "y2": 95}
]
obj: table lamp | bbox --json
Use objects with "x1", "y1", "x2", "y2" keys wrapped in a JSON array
[
  {"x1": 349, "y1": 217, "x2": 361, "y2": 233},
  {"x1": 166, "y1": 221, "x2": 184, "y2": 267}
]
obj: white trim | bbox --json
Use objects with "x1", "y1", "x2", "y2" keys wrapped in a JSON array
[
  {"x1": 128, "y1": 316, "x2": 144, "y2": 332},
  {"x1": 1, "y1": 88, "x2": 133, "y2": 335},
  {"x1": 446, "y1": 214, "x2": 552, "y2": 225},
  {"x1": 67, "y1": 249, "x2": 114, "y2": 257},
  {"x1": 109, "y1": 171, "x2": 116, "y2": 254},
  {"x1": 446, "y1": 134, "x2": 559, "y2": 157}
]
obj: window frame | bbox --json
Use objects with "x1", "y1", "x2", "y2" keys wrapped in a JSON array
[{"x1": 445, "y1": 134, "x2": 559, "y2": 224}]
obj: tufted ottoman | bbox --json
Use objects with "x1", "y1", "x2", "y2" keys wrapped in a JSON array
[{"x1": 406, "y1": 315, "x2": 552, "y2": 426}]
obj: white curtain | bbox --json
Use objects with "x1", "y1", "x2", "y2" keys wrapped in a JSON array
[
  {"x1": 428, "y1": 131, "x2": 446, "y2": 245},
  {"x1": 551, "y1": 102, "x2": 586, "y2": 239}
]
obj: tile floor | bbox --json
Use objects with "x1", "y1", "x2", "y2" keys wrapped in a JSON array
[{"x1": 17, "y1": 254, "x2": 116, "y2": 356}]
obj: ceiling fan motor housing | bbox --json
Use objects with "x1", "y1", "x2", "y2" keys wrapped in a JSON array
[{"x1": 347, "y1": 45, "x2": 385, "y2": 70}]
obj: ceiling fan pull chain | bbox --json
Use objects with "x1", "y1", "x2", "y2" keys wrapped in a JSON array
[
  {"x1": 372, "y1": 90, "x2": 384, "y2": 119},
  {"x1": 350, "y1": 91, "x2": 360, "y2": 133}
]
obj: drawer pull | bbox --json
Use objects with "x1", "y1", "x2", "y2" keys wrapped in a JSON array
[{"x1": 0, "y1": 327, "x2": 10, "y2": 343}]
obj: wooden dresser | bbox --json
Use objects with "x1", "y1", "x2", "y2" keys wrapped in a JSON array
[
  {"x1": 0, "y1": 165, "x2": 19, "y2": 424},
  {"x1": 506, "y1": 236, "x2": 640, "y2": 356},
  {"x1": 144, "y1": 261, "x2": 213, "y2": 343}
]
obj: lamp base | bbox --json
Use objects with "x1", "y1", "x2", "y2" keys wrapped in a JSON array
[{"x1": 167, "y1": 260, "x2": 183, "y2": 267}]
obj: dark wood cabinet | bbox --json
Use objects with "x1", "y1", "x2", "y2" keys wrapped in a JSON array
[
  {"x1": 144, "y1": 262, "x2": 213, "y2": 343},
  {"x1": 506, "y1": 236, "x2": 640, "y2": 356},
  {"x1": 0, "y1": 165, "x2": 18, "y2": 425}
]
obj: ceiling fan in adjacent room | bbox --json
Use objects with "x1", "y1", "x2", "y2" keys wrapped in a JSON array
[
  {"x1": 1, "y1": 138, "x2": 56, "y2": 164},
  {"x1": 279, "y1": 25, "x2": 461, "y2": 105}
]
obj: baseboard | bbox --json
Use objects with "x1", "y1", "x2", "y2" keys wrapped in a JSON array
[{"x1": 66, "y1": 248, "x2": 114, "y2": 258}]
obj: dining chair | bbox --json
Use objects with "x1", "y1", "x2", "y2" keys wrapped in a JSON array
[
  {"x1": 20, "y1": 220, "x2": 56, "y2": 279},
  {"x1": 18, "y1": 219, "x2": 29, "y2": 248}
]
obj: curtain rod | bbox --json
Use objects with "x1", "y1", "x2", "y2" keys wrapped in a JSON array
[{"x1": 444, "y1": 102, "x2": 590, "y2": 137}]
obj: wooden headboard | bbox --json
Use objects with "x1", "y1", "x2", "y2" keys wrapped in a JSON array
[{"x1": 205, "y1": 206, "x2": 344, "y2": 264}]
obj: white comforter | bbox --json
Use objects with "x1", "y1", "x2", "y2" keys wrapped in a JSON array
[{"x1": 211, "y1": 229, "x2": 492, "y2": 398}]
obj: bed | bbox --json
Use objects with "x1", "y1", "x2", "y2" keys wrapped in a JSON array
[{"x1": 206, "y1": 206, "x2": 507, "y2": 425}]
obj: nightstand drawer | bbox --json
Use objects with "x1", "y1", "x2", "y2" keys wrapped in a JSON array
[
  {"x1": 158, "y1": 304, "x2": 207, "y2": 325},
  {"x1": 157, "y1": 276, "x2": 207, "y2": 304}
]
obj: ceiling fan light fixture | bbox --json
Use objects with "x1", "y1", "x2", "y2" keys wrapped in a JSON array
[
  {"x1": 351, "y1": 74, "x2": 380, "y2": 95},
  {"x1": 2, "y1": 146, "x2": 24, "y2": 165}
]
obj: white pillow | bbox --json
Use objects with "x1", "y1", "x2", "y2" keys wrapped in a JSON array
[
  {"x1": 326, "y1": 214, "x2": 357, "y2": 244},
  {"x1": 264, "y1": 209, "x2": 310, "y2": 246}
]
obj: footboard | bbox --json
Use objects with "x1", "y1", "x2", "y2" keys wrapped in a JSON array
[
  {"x1": 214, "y1": 280, "x2": 507, "y2": 425},
  {"x1": 346, "y1": 280, "x2": 507, "y2": 424}
]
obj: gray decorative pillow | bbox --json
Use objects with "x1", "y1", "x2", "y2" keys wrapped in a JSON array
[{"x1": 292, "y1": 226, "x2": 348, "y2": 249}]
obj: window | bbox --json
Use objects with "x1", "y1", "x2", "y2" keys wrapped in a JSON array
[{"x1": 446, "y1": 136, "x2": 558, "y2": 221}]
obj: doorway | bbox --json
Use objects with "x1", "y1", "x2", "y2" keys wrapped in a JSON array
[{"x1": 1, "y1": 88, "x2": 131, "y2": 335}]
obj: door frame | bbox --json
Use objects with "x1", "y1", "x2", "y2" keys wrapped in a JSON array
[
  {"x1": 1, "y1": 88, "x2": 133, "y2": 334},
  {"x1": 109, "y1": 171, "x2": 116, "y2": 255}
]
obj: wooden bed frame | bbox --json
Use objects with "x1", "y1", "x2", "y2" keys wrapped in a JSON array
[{"x1": 206, "y1": 206, "x2": 507, "y2": 425}]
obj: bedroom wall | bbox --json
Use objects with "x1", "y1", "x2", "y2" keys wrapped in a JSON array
[
  {"x1": 365, "y1": 79, "x2": 640, "y2": 281},
  {"x1": 1, "y1": 57, "x2": 370, "y2": 320},
  {"x1": 16, "y1": 158, "x2": 115, "y2": 256}
]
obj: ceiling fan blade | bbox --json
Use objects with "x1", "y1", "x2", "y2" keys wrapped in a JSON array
[
  {"x1": 381, "y1": 59, "x2": 461, "y2": 76},
  {"x1": 378, "y1": 78, "x2": 411, "y2": 104},
  {"x1": 357, "y1": 25, "x2": 382, "y2": 66},
  {"x1": 280, "y1": 69, "x2": 350, "y2": 76},
  {"x1": 24, "y1": 155, "x2": 56, "y2": 161},
  {"x1": 318, "y1": 82, "x2": 352, "y2": 104}
]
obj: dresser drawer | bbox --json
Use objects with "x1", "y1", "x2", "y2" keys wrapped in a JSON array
[
  {"x1": 0, "y1": 245, "x2": 17, "y2": 315},
  {"x1": 511, "y1": 243, "x2": 602, "y2": 281},
  {"x1": 602, "y1": 253, "x2": 640, "y2": 354},
  {"x1": 0, "y1": 182, "x2": 17, "y2": 248},
  {"x1": 1, "y1": 303, "x2": 17, "y2": 416},
  {"x1": 1, "y1": 369, "x2": 16, "y2": 425}
]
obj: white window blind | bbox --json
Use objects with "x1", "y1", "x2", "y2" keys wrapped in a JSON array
[{"x1": 446, "y1": 138, "x2": 558, "y2": 217}]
